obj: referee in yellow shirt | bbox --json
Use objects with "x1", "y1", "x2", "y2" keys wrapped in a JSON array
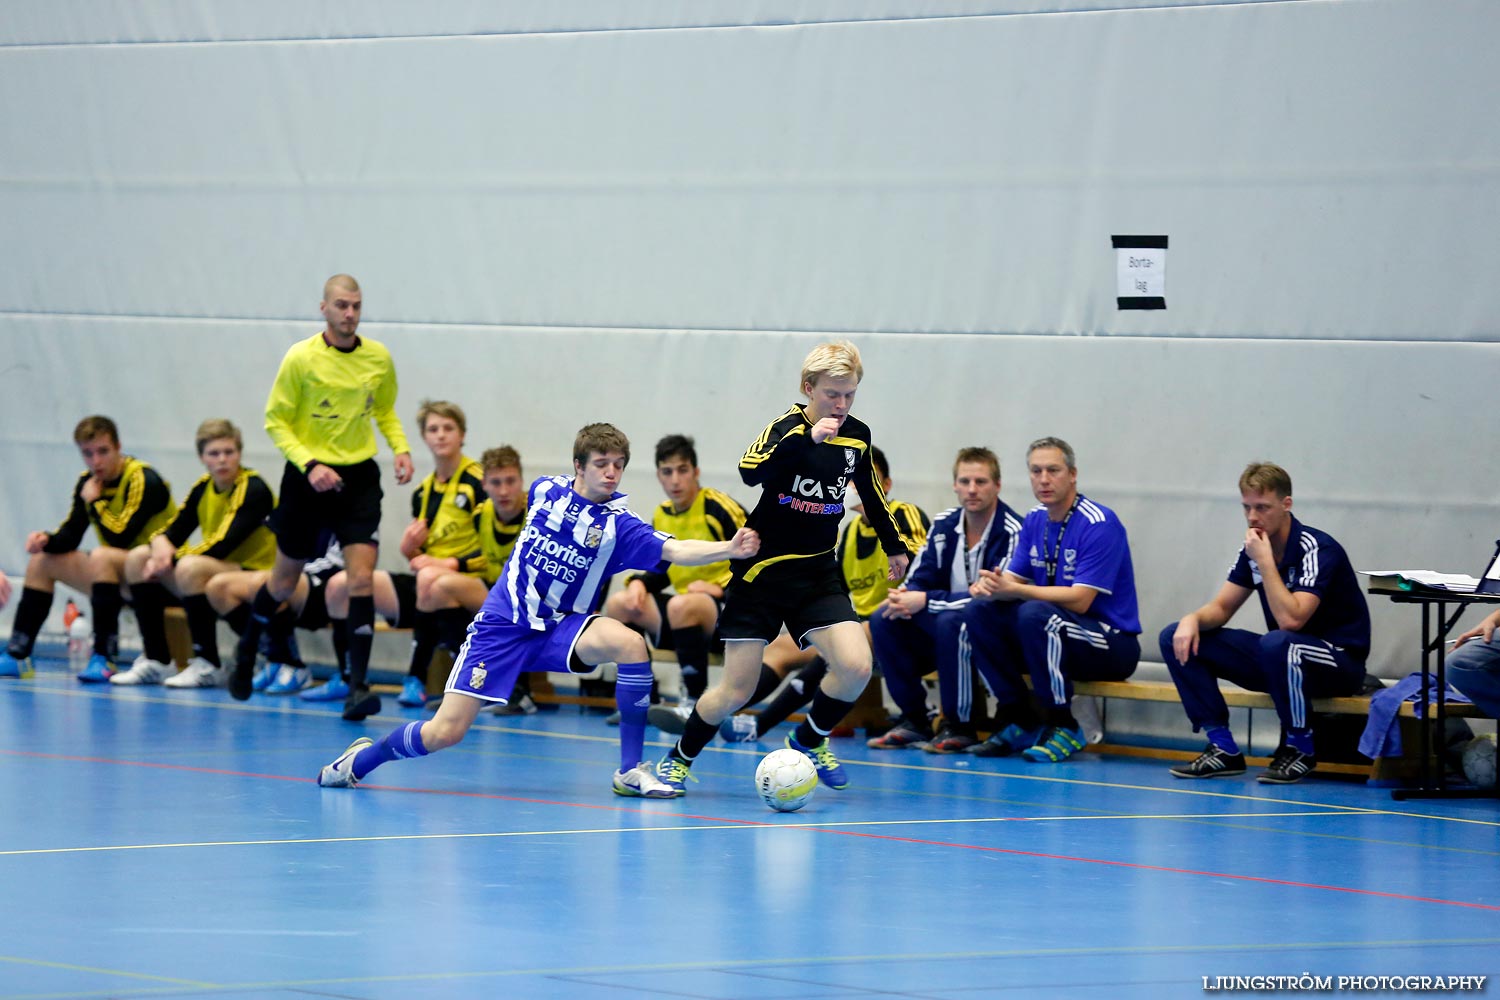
[{"x1": 229, "y1": 274, "x2": 413, "y2": 721}]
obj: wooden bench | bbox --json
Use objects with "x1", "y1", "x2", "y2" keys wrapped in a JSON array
[{"x1": 1039, "y1": 677, "x2": 1485, "y2": 779}]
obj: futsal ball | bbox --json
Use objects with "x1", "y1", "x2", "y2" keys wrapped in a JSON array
[
  {"x1": 1461, "y1": 733, "x2": 1497, "y2": 790},
  {"x1": 756, "y1": 748, "x2": 818, "y2": 812}
]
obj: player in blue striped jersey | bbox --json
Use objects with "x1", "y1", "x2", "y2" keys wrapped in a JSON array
[
  {"x1": 317, "y1": 423, "x2": 759, "y2": 798},
  {"x1": 964, "y1": 437, "x2": 1141, "y2": 763}
]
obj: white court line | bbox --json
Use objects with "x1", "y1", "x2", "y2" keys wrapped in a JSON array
[
  {"x1": 0, "y1": 809, "x2": 1379, "y2": 857},
  {"x1": 9, "y1": 681, "x2": 1498, "y2": 827}
]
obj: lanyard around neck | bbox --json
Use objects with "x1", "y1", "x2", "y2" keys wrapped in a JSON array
[
  {"x1": 1044, "y1": 499, "x2": 1079, "y2": 586},
  {"x1": 961, "y1": 508, "x2": 996, "y2": 586}
]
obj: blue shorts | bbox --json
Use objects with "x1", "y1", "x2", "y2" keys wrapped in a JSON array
[{"x1": 444, "y1": 610, "x2": 596, "y2": 706}]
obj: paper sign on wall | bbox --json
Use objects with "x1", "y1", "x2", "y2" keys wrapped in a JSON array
[{"x1": 1112, "y1": 235, "x2": 1167, "y2": 309}]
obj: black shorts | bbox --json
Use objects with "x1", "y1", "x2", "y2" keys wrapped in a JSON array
[
  {"x1": 296, "y1": 574, "x2": 332, "y2": 632},
  {"x1": 718, "y1": 558, "x2": 857, "y2": 647},
  {"x1": 270, "y1": 459, "x2": 383, "y2": 561},
  {"x1": 647, "y1": 591, "x2": 727, "y2": 652},
  {"x1": 387, "y1": 571, "x2": 417, "y2": 630}
]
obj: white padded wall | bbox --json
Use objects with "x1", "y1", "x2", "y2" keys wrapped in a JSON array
[{"x1": 2, "y1": 0, "x2": 1497, "y2": 672}]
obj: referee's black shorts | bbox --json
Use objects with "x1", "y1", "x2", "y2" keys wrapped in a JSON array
[
  {"x1": 270, "y1": 459, "x2": 383, "y2": 561},
  {"x1": 718, "y1": 558, "x2": 857, "y2": 648}
]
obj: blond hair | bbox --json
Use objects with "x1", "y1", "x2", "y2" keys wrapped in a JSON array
[
  {"x1": 1239, "y1": 461, "x2": 1292, "y2": 499},
  {"x1": 322, "y1": 273, "x2": 360, "y2": 301},
  {"x1": 799, "y1": 340, "x2": 864, "y2": 392},
  {"x1": 194, "y1": 418, "x2": 242, "y2": 454}
]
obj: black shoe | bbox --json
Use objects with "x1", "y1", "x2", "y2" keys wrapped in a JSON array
[
  {"x1": 647, "y1": 702, "x2": 693, "y2": 735},
  {"x1": 342, "y1": 685, "x2": 382, "y2": 722},
  {"x1": 1170, "y1": 744, "x2": 1247, "y2": 779},
  {"x1": 924, "y1": 726, "x2": 978, "y2": 754},
  {"x1": 1258, "y1": 746, "x2": 1316, "y2": 784},
  {"x1": 227, "y1": 653, "x2": 255, "y2": 702}
]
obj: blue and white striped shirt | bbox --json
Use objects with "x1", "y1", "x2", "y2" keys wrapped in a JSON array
[{"x1": 480, "y1": 476, "x2": 670, "y2": 631}]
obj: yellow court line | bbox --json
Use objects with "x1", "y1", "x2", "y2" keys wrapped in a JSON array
[
  {"x1": 6, "y1": 936, "x2": 1500, "y2": 1000},
  {"x1": 0, "y1": 953, "x2": 215, "y2": 988},
  {"x1": 14, "y1": 683, "x2": 1499, "y2": 826},
  {"x1": 0, "y1": 809, "x2": 1380, "y2": 857}
]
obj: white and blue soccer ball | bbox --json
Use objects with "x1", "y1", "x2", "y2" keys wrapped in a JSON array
[
  {"x1": 756, "y1": 748, "x2": 818, "y2": 812},
  {"x1": 1461, "y1": 733, "x2": 1497, "y2": 790}
]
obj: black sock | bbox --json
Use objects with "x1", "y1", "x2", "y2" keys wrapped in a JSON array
[
  {"x1": 181, "y1": 594, "x2": 221, "y2": 666},
  {"x1": 436, "y1": 607, "x2": 470, "y2": 653},
  {"x1": 671, "y1": 625, "x2": 710, "y2": 700},
  {"x1": 234, "y1": 585, "x2": 279, "y2": 668},
  {"x1": 756, "y1": 658, "x2": 828, "y2": 734},
  {"x1": 91, "y1": 583, "x2": 123, "y2": 659},
  {"x1": 266, "y1": 607, "x2": 301, "y2": 665},
  {"x1": 794, "y1": 686, "x2": 857, "y2": 747},
  {"x1": 130, "y1": 582, "x2": 172, "y2": 664},
  {"x1": 330, "y1": 618, "x2": 350, "y2": 681},
  {"x1": 224, "y1": 603, "x2": 250, "y2": 636},
  {"x1": 7, "y1": 587, "x2": 54, "y2": 658},
  {"x1": 747, "y1": 663, "x2": 784, "y2": 705},
  {"x1": 1044, "y1": 704, "x2": 1079, "y2": 730},
  {"x1": 672, "y1": 709, "x2": 723, "y2": 761},
  {"x1": 992, "y1": 700, "x2": 1042, "y2": 731},
  {"x1": 407, "y1": 610, "x2": 438, "y2": 682},
  {"x1": 346, "y1": 594, "x2": 375, "y2": 688}
]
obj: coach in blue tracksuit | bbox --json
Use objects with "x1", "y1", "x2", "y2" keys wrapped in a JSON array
[
  {"x1": 963, "y1": 436, "x2": 1142, "y2": 763},
  {"x1": 1160, "y1": 461, "x2": 1369, "y2": 785},
  {"x1": 868, "y1": 447, "x2": 1022, "y2": 753}
]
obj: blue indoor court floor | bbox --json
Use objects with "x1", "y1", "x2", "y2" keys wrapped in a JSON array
[{"x1": 2, "y1": 658, "x2": 1497, "y2": 1000}]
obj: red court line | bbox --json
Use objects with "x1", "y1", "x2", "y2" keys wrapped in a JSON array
[
  {"x1": 794, "y1": 826, "x2": 1500, "y2": 913},
  {"x1": 6, "y1": 748, "x2": 1495, "y2": 912}
]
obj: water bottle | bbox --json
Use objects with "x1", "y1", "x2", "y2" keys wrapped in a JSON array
[{"x1": 65, "y1": 600, "x2": 90, "y2": 666}]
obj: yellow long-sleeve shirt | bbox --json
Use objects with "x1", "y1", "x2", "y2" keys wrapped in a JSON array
[{"x1": 264, "y1": 332, "x2": 410, "y2": 469}]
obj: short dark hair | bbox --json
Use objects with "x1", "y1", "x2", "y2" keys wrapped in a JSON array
[
  {"x1": 573, "y1": 423, "x2": 631, "y2": 468},
  {"x1": 481, "y1": 445, "x2": 522, "y2": 473},
  {"x1": 869, "y1": 445, "x2": 889, "y2": 482},
  {"x1": 953, "y1": 446, "x2": 1000, "y2": 481},
  {"x1": 655, "y1": 434, "x2": 697, "y2": 468},
  {"x1": 1239, "y1": 461, "x2": 1292, "y2": 499},
  {"x1": 74, "y1": 415, "x2": 119, "y2": 447}
]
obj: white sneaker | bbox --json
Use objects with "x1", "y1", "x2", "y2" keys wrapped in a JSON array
[
  {"x1": 109, "y1": 656, "x2": 173, "y2": 686},
  {"x1": 318, "y1": 737, "x2": 374, "y2": 788},
  {"x1": 164, "y1": 657, "x2": 226, "y2": 688},
  {"x1": 612, "y1": 763, "x2": 676, "y2": 799}
]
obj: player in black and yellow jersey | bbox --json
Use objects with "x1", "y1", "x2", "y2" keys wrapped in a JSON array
[
  {"x1": 112, "y1": 419, "x2": 277, "y2": 688},
  {"x1": 228, "y1": 274, "x2": 413, "y2": 721},
  {"x1": 655, "y1": 341, "x2": 914, "y2": 795},
  {"x1": 423, "y1": 445, "x2": 528, "y2": 711},
  {"x1": 390, "y1": 400, "x2": 485, "y2": 708},
  {"x1": 604, "y1": 434, "x2": 747, "y2": 726},
  {"x1": 1, "y1": 415, "x2": 173, "y2": 683},
  {"x1": 715, "y1": 445, "x2": 931, "y2": 743}
]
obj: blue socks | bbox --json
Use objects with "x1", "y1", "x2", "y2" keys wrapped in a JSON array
[
  {"x1": 1206, "y1": 726, "x2": 1240, "y2": 755},
  {"x1": 1285, "y1": 728, "x2": 1315, "y2": 755},
  {"x1": 615, "y1": 661, "x2": 653, "y2": 772},
  {"x1": 353, "y1": 720, "x2": 429, "y2": 780}
]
